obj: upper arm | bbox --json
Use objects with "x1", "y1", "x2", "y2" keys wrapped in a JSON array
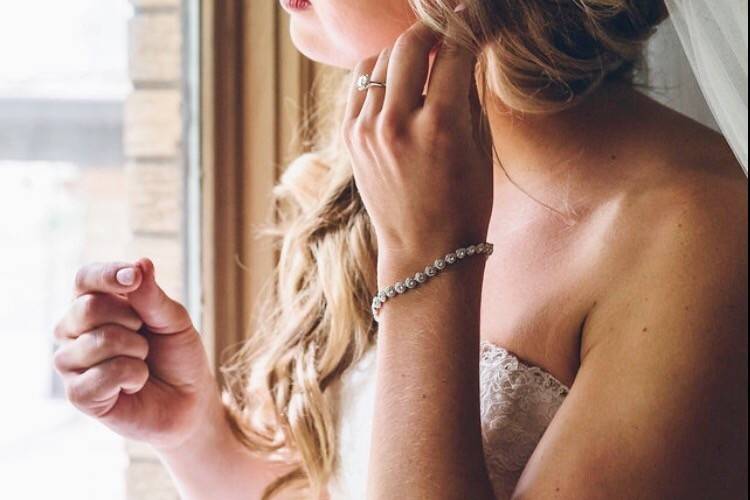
[{"x1": 511, "y1": 182, "x2": 748, "y2": 499}]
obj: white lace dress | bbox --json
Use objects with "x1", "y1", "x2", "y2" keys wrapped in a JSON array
[{"x1": 327, "y1": 340, "x2": 571, "y2": 499}]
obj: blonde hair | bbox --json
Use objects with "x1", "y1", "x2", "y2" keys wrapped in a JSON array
[{"x1": 222, "y1": 1, "x2": 668, "y2": 498}]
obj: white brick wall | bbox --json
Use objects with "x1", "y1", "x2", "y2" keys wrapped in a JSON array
[
  {"x1": 129, "y1": 13, "x2": 182, "y2": 83},
  {"x1": 125, "y1": 0, "x2": 184, "y2": 497},
  {"x1": 124, "y1": 90, "x2": 183, "y2": 158}
]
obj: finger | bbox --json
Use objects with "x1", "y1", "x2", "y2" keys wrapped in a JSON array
[
  {"x1": 73, "y1": 262, "x2": 144, "y2": 299},
  {"x1": 468, "y1": 65, "x2": 492, "y2": 158},
  {"x1": 360, "y1": 47, "x2": 391, "y2": 119},
  {"x1": 65, "y1": 356, "x2": 149, "y2": 416},
  {"x1": 424, "y1": 39, "x2": 477, "y2": 111},
  {"x1": 126, "y1": 257, "x2": 193, "y2": 335},
  {"x1": 55, "y1": 293, "x2": 144, "y2": 341},
  {"x1": 384, "y1": 21, "x2": 441, "y2": 115},
  {"x1": 53, "y1": 324, "x2": 149, "y2": 373},
  {"x1": 343, "y1": 55, "x2": 379, "y2": 123}
]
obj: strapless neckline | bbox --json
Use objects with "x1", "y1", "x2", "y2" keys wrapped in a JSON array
[
  {"x1": 355, "y1": 339, "x2": 571, "y2": 392},
  {"x1": 328, "y1": 337, "x2": 572, "y2": 500},
  {"x1": 479, "y1": 339, "x2": 572, "y2": 393}
]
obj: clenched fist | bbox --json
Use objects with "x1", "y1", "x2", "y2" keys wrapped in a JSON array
[{"x1": 52, "y1": 257, "x2": 222, "y2": 451}]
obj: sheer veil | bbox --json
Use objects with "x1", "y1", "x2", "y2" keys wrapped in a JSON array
[{"x1": 662, "y1": 0, "x2": 748, "y2": 176}]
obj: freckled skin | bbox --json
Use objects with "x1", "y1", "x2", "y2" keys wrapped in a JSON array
[{"x1": 287, "y1": 3, "x2": 749, "y2": 499}]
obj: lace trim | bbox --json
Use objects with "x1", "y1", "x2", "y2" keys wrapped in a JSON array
[
  {"x1": 328, "y1": 339, "x2": 572, "y2": 500},
  {"x1": 478, "y1": 340, "x2": 570, "y2": 497},
  {"x1": 480, "y1": 340, "x2": 571, "y2": 396}
]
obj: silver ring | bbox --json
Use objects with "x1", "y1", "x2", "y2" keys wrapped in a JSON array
[{"x1": 357, "y1": 73, "x2": 386, "y2": 92}]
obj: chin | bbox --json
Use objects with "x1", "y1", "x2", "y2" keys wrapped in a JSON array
[{"x1": 288, "y1": 19, "x2": 359, "y2": 70}]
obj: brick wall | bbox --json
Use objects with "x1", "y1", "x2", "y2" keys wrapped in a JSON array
[{"x1": 125, "y1": 0, "x2": 184, "y2": 497}]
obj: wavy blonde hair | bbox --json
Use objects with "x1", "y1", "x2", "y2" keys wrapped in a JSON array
[{"x1": 221, "y1": 1, "x2": 668, "y2": 498}]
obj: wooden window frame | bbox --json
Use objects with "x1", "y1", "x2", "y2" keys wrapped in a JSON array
[{"x1": 200, "y1": 1, "x2": 320, "y2": 372}]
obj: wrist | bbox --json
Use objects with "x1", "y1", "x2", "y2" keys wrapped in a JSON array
[
  {"x1": 375, "y1": 251, "x2": 487, "y2": 331},
  {"x1": 377, "y1": 242, "x2": 489, "y2": 291},
  {"x1": 154, "y1": 384, "x2": 237, "y2": 462}
]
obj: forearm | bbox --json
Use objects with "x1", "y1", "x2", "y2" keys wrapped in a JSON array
[
  {"x1": 155, "y1": 393, "x2": 292, "y2": 500},
  {"x1": 366, "y1": 251, "x2": 495, "y2": 500}
]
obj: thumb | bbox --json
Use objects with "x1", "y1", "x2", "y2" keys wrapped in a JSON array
[{"x1": 127, "y1": 257, "x2": 193, "y2": 335}]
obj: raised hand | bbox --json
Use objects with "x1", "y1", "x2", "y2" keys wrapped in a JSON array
[
  {"x1": 342, "y1": 21, "x2": 493, "y2": 276},
  {"x1": 53, "y1": 257, "x2": 220, "y2": 451}
]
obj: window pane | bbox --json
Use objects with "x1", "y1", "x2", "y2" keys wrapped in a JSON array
[{"x1": 0, "y1": 1, "x2": 199, "y2": 498}]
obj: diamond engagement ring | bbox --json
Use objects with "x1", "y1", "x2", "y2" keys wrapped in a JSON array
[{"x1": 357, "y1": 73, "x2": 386, "y2": 92}]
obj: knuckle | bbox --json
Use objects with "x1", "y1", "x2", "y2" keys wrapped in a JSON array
[
  {"x1": 423, "y1": 107, "x2": 449, "y2": 131},
  {"x1": 394, "y1": 31, "x2": 414, "y2": 52},
  {"x1": 134, "y1": 361, "x2": 150, "y2": 383},
  {"x1": 376, "y1": 112, "x2": 406, "y2": 143},
  {"x1": 117, "y1": 357, "x2": 143, "y2": 381},
  {"x1": 351, "y1": 118, "x2": 372, "y2": 144},
  {"x1": 130, "y1": 311, "x2": 145, "y2": 332},
  {"x1": 395, "y1": 23, "x2": 432, "y2": 52},
  {"x1": 174, "y1": 302, "x2": 190, "y2": 324},
  {"x1": 353, "y1": 57, "x2": 375, "y2": 75},
  {"x1": 422, "y1": 108, "x2": 455, "y2": 143},
  {"x1": 73, "y1": 266, "x2": 88, "y2": 293},
  {"x1": 78, "y1": 293, "x2": 100, "y2": 322},
  {"x1": 65, "y1": 379, "x2": 87, "y2": 405},
  {"x1": 52, "y1": 347, "x2": 69, "y2": 372},
  {"x1": 342, "y1": 117, "x2": 360, "y2": 146},
  {"x1": 114, "y1": 357, "x2": 146, "y2": 384},
  {"x1": 135, "y1": 335, "x2": 150, "y2": 359},
  {"x1": 92, "y1": 327, "x2": 117, "y2": 353},
  {"x1": 109, "y1": 355, "x2": 130, "y2": 374},
  {"x1": 53, "y1": 320, "x2": 67, "y2": 341}
]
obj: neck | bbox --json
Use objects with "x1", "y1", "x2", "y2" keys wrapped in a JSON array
[{"x1": 483, "y1": 80, "x2": 641, "y2": 211}]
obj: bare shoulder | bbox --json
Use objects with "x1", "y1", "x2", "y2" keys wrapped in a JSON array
[
  {"x1": 514, "y1": 152, "x2": 748, "y2": 499},
  {"x1": 581, "y1": 140, "x2": 748, "y2": 353},
  {"x1": 629, "y1": 155, "x2": 747, "y2": 259},
  {"x1": 515, "y1": 171, "x2": 748, "y2": 499},
  {"x1": 588, "y1": 98, "x2": 747, "y2": 266}
]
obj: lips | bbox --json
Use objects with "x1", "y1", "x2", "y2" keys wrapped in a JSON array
[{"x1": 285, "y1": 0, "x2": 311, "y2": 10}]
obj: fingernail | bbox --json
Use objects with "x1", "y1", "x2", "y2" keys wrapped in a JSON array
[{"x1": 116, "y1": 267, "x2": 136, "y2": 286}]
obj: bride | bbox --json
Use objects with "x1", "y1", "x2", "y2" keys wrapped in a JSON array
[{"x1": 53, "y1": 0, "x2": 747, "y2": 499}]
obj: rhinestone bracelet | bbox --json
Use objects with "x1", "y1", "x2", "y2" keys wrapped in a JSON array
[{"x1": 371, "y1": 242, "x2": 494, "y2": 322}]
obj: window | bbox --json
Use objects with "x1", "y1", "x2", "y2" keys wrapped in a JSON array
[
  {"x1": 1, "y1": 0, "x2": 322, "y2": 496},
  {"x1": 0, "y1": 0, "x2": 200, "y2": 497}
]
